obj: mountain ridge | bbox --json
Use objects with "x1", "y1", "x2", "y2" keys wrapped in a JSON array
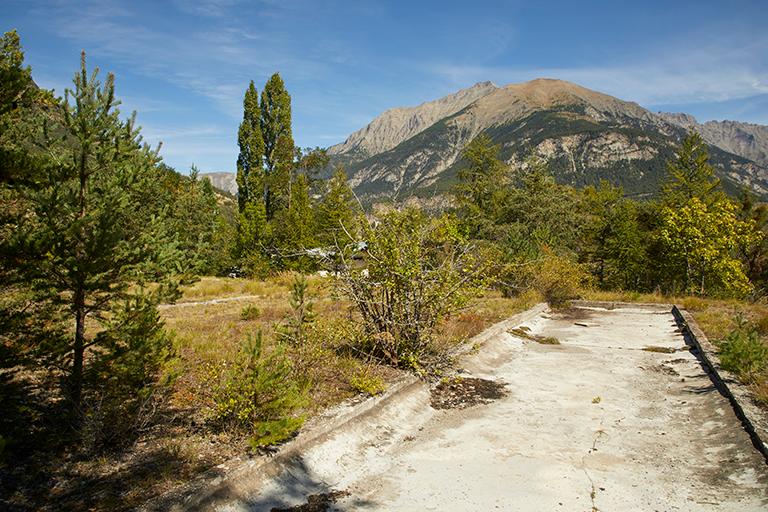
[
  {"x1": 331, "y1": 78, "x2": 768, "y2": 200},
  {"x1": 328, "y1": 80, "x2": 498, "y2": 158}
]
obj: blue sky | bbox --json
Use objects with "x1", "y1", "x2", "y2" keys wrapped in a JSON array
[{"x1": 5, "y1": 0, "x2": 768, "y2": 172}]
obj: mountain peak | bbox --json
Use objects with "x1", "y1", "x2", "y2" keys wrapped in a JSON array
[{"x1": 328, "y1": 81, "x2": 498, "y2": 157}]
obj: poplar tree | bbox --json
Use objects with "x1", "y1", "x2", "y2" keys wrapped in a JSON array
[
  {"x1": 236, "y1": 81, "x2": 264, "y2": 212},
  {"x1": 260, "y1": 73, "x2": 294, "y2": 219},
  {"x1": 280, "y1": 173, "x2": 316, "y2": 268}
]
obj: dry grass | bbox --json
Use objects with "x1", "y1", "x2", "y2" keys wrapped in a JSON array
[
  {"x1": 433, "y1": 289, "x2": 542, "y2": 350},
  {"x1": 166, "y1": 278, "x2": 540, "y2": 416},
  {"x1": 2, "y1": 274, "x2": 540, "y2": 511}
]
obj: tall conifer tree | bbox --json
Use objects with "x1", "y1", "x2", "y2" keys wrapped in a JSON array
[{"x1": 317, "y1": 166, "x2": 358, "y2": 245}]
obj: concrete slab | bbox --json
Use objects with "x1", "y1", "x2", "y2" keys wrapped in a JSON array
[{"x1": 215, "y1": 305, "x2": 768, "y2": 511}]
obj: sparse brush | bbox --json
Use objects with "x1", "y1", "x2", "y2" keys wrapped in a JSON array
[
  {"x1": 718, "y1": 316, "x2": 768, "y2": 386},
  {"x1": 240, "y1": 304, "x2": 261, "y2": 320},
  {"x1": 349, "y1": 368, "x2": 386, "y2": 396}
]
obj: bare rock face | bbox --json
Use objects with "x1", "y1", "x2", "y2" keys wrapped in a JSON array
[
  {"x1": 659, "y1": 113, "x2": 768, "y2": 168},
  {"x1": 200, "y1": 172, "x2": 238, "y2": 196},
  {"x1": 328, "y1": 81, "x2": 499, "y2": 158}
]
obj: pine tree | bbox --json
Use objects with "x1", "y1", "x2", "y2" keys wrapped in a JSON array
[
  {"x1": 662, "y1": 132, "x2": 722, "y2": 206},
  {"x1": 235, "y1": 81, "x2": 264, "y2": 212},
  {"x1": 170, "y1": 166, "x2": 228, "y2": 274},
  {"x1": 5, "y1": 53, "x2": 184, "y2": 409},
  {"x1": 260, "y1": 73, "x2": 294, "y2": 219},
  {"x1": 316, "y1": 166, "x2": 358, "y2": 245},
  {"x1": 454, "y1": 134, "x2": 510, "y2": 236}
]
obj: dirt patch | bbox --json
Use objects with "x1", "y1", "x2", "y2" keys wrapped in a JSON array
[
  {"x1": 648, "y1": 364, "x2": 680, "y2": 376},
  {"x1": 642, "y1": 345, "x2": 676, "y2": 354},
  {"x1": 508, "y1": 328, "x2": 560, "y2": 345},
  {"x1": 430, "y1": 377, "x2": 507, "y2": 410},
  {"x1": 550, "y1": 307, "x2": 594, "y2": 320},
  {"x1": 271, "y1": 490, "x2": 350, "y2": 512}
]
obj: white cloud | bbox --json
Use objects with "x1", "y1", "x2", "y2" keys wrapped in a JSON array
[{"x1": 430, "y1": 33, "x2": 768, "y2": 106}]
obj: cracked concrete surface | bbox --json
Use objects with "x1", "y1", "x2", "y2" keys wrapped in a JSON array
[{"x1": 216, "y1": 304, "x2": 768, "y2": 511}]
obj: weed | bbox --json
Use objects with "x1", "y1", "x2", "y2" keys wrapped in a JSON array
[
  {"x1": 349, "y1": 368, "x2": 386, "y2": 396},
  {"x1": 718, "y1": 317, "x2": 768, "y2": 385},
  {"x1": 642, "y1": 346, "x2": 676, "y2": 354},
  {"x1": 240, "y1": 304, "x2": 261, "y2": 321}
]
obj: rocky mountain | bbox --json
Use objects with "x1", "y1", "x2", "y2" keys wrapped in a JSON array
[
  {"x1": 328, "y1": 81, "x2": 498, "y2": 160},
  {"x1": 658, "y1": 113, "x2": 768, "y2": 168},
  {"x1": 332, "y1": 79, "x2": 768, "y2": 200},
  {"x1": 201, "y1": 171, "x2": 237, "y2": 196}
]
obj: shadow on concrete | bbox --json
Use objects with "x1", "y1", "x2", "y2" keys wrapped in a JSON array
[
  {"x1": 193, "y1": 455, "x2": 377, "y2": 511},
  {"x1": 675, "y1": 312, "x2": 768, "y2": 464}
]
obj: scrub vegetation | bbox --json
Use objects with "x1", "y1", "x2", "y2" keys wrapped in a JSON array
[{"x1": 2, "y1": 29, "x2": 768, "y2": 510}]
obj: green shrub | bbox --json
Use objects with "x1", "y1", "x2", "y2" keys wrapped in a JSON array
[
  {"x1": 349, "y1": 369, "x2": 386, "y2": 396},
  {"x1": 240, "y1": 304, "x2": 261, "y2": 321},
  {"x1": 718, "y1": 319, "x2": 768, "y2": 383},
  {"x1": 334, "y1": 208, "x2": 491, "y2": 367},
  {"x1": 212, "y1": 331, "x2": 308, "y2": 448},
  {"x1": 528, "y1": 250, "x2": 590, "y2": 307}
]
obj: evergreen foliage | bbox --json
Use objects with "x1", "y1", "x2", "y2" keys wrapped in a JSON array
[
  {"x1": 662, "y1": 132, "x2": 722, "y2": 206},
  {"x1": 212, "y1": 330, "x2": 308, "y2": 448},
  {"x1": 316, "y1": 166, "x2": 359, "y2": 245},
  {"x1": 277, "y1": 274, "x2": 316, "y2": 346},
  {"x1": 234, "y1": 76, "x2": 357, "y2": 275},
  {"x1": 2, "y1": 52, "x2": 184, "y2": 410}
]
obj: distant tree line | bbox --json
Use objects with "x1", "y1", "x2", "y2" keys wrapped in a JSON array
[{"x1": 454, "y1": 132, "x2": 766, "y2": 300}]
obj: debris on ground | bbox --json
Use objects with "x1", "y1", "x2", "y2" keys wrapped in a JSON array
[
  {"x1": 430, "y1": 377, "x2": 507, "y2": 410},
  {"x1": 508, "y1": 328, "x2": 561, "y2": 345},
  {"x1": 642, "y1": 345, "x2": 677, "y2": 354},
  {"x1": 270, "y1": 490, "x2": 350, "y2": 512}
]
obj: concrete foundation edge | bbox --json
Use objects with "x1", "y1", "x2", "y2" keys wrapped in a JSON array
[{"x1": 671, "y1": 305, "x2": 768, "y2": 464}]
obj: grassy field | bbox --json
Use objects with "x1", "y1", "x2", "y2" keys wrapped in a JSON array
[{"x1": 1, "y1": 273, "x2": 539, "y2": 511}]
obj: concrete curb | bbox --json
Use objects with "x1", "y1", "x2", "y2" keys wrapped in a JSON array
[
  {"x1": 671, "y1": 305, "x2": 768, "y2": 464},
  {"x1": 571, "y1": 299, "x2": 673, "y2": 311},
  {"x1": 141, "y1": 304, "x2": 549, "y2": 511},
  {"x1": 450, "y1": 302, "x2": 549, "y2": 359},
  {"x1": 140, "y1": 374, "x2": 423, "y2": 511}
]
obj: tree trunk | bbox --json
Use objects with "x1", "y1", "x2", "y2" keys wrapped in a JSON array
[{"x1": 71, "y1": 286, "x2": 86, "y2": 409}]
